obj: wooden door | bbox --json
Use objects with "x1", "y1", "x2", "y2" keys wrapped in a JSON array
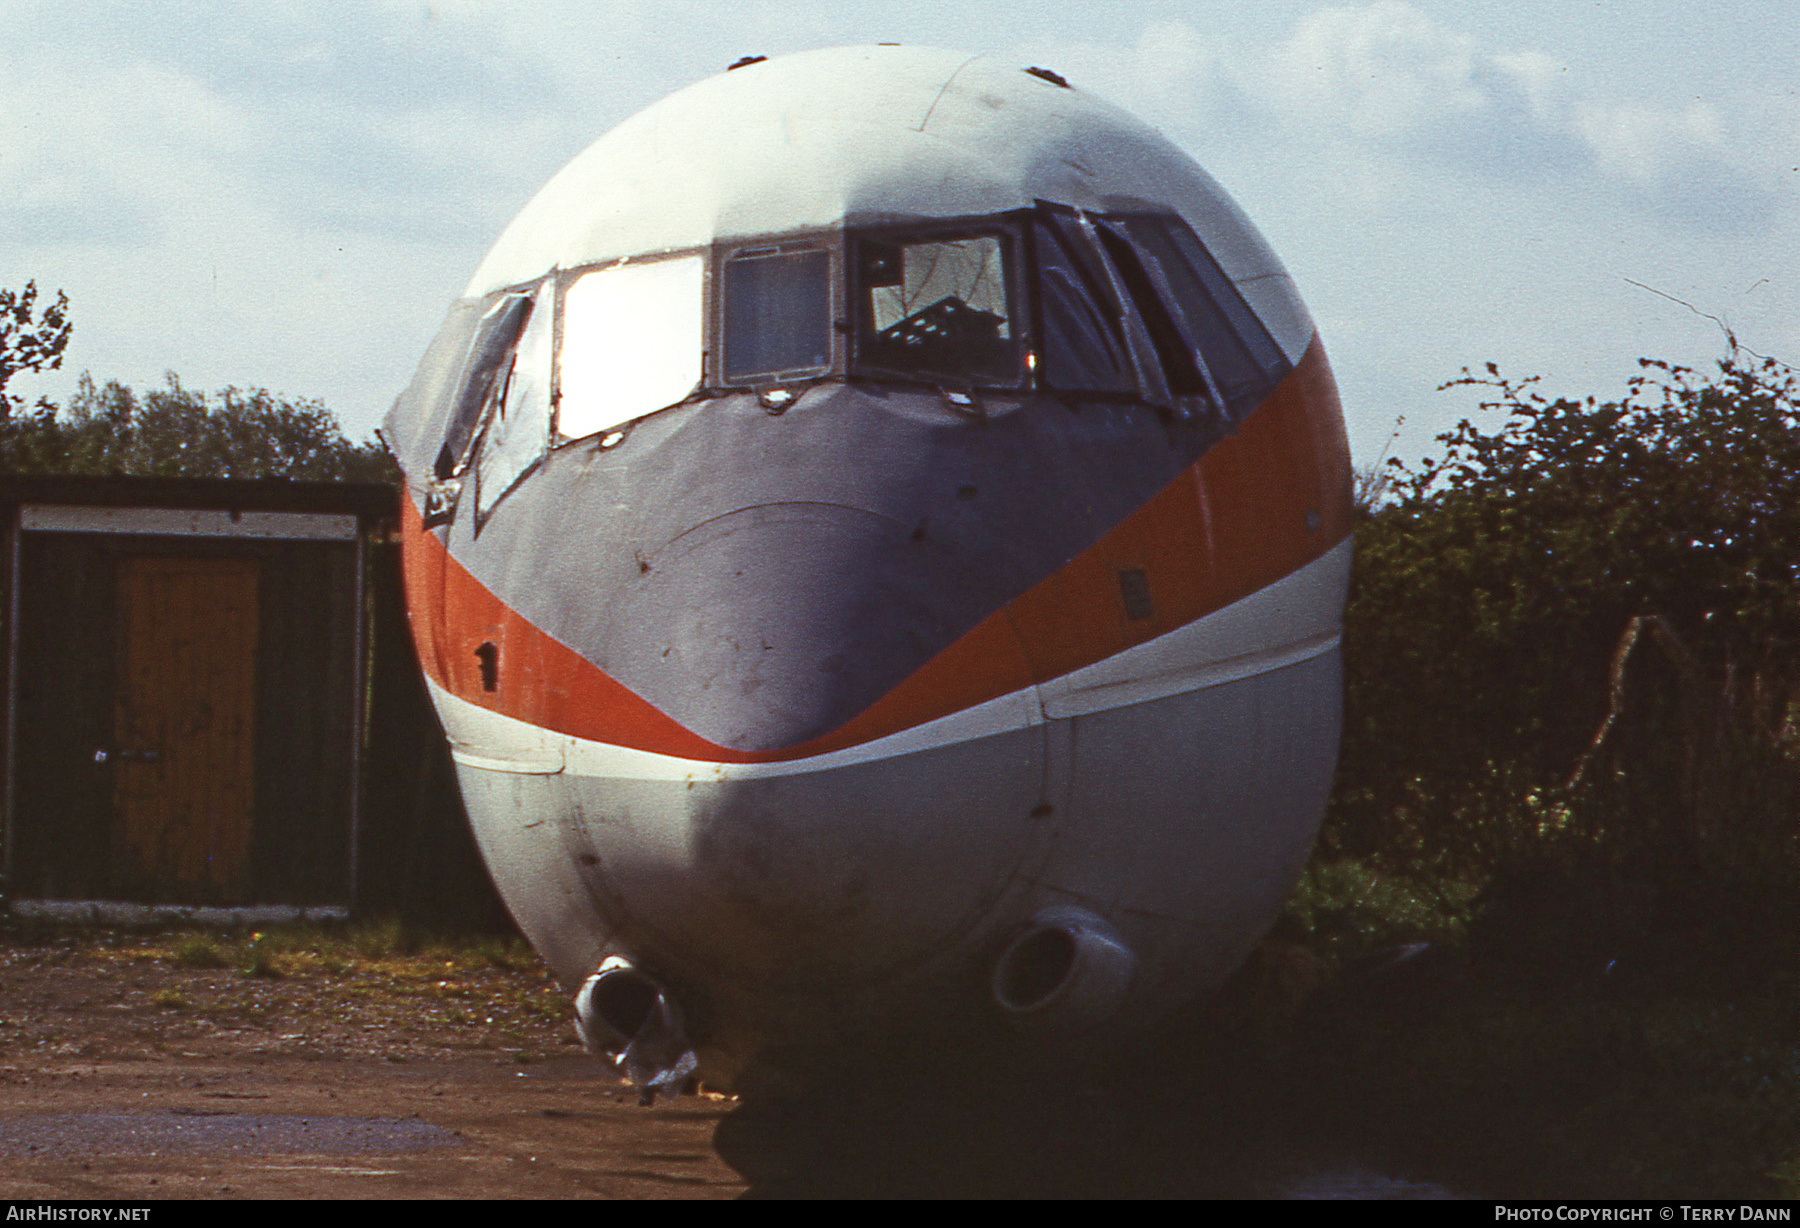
[{"x1": 111, "y1": 557, "x2": 260, "y2": 899}]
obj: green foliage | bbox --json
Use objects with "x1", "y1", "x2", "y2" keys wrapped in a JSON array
[
  {"x1": 0, "y1": 284, "x2": 391, "y2": 480},
  {"x1": 0, "y1": 372, "x2": 396, "y2": 482},
  {"x1": 0, "y1": 282, "x2": 71, "y2": 419},
  {"x1": 170, "y1": 933, "x2": 229, "y2": 969},
  {"x1": 1329, "y1": 352, "x2": 1800, "y2": 898},
  {"x1": 351, "y1": 915, "x2": 418, "y2": 960},
  {"x1": 1280, "y1": 859, "x2": 1474, "y2": 965},
  {"x1": 1293, "y1": 972, "x2": 1800, "y2": 1198}
]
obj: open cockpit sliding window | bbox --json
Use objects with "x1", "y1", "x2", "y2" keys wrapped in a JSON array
[{"x1": 436, "y1": 291, "x2": 532, "y2": 482}]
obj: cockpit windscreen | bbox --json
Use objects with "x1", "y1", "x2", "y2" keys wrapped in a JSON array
[
  {"x1": 414, "y1": 204, "x2": 1299, "y2": 527},
  {"x1": 724, "y1": 247, "x2": 832, "y2": 382},
  {"x1": 559, "y1": 255, "x2": 705, "y2": 441},
  {"x1": 855, "y1": 234, "x2": 1018, "y2": 385}
]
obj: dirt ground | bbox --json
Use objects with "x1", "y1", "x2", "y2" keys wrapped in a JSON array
[
  {"x1": 19, "y1": 924, "x2": 1751, "y2": 1199},
  {"x1": 0, "y1": 931, "x2": 747, "y2": 1199},
  {"x1": 0, "y1": 928, "x2": 1461, "y2": 1200}
]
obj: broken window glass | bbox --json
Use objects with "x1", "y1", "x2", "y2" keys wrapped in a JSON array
[
  {"x1": 559, "y1": 255, "x2": 705, "y2": 441},
  {"x1": 724, "y1": 247, "x2": 831, "y2": 382},
  {"x1": 1092, "y1": 223, "x2": 1210, "y2": 401},
  {"x1": 1032, "y1": 223, "x2": 1133, "y2": 394},
  {"x1": 1104, "y1": 216, "x2": 1291, "y2": 419},
  {"x1": 475, "y1": 278, "x2": 553, "y2": 520},
  {"x1": 854, "y1": 234, "x2": 1019, "y2": 385},
  {"x1": 436, "y1": 292, "x2": 530, "y2": 480}
]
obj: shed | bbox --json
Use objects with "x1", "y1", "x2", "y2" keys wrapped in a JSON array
[{"x1": 0, "y1": 475, "x2": 402, "y2": 922}]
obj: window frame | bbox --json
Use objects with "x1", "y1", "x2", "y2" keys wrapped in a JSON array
[
  {"x1": 550, "y1": 247, "x2": 712, "y2": 447},
  {"x1": 713, "y1": 236, "x2": 843, "y2": 388},
  {"x1": 473, "y1": 276, "x2": 556, "y2": 525},
  {"x1": 1022, "y1": 212, "x2": 1141, "y2": 400},
  {"x1": 429, "y1": 203, "x2": 1296, "y2": 497},
  {"x1": 1061, "y1": 204, "x2": 1293, "y2": 422},
  {"x1": 845, "y1": 217, "x2": 1032, "y2": 392},
  {"x1": 435, "y1": 290, "x2": 533, "y2": 482}
]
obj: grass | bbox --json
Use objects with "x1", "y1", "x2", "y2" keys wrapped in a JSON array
[
  {"x1": 0, "y1": 916, "x2": 566, "y2": 1043},
  {"x1": 170, "y1": 934, "x2": 229, "y2": 969},
  {"x1": 97, "y1": 920, "x2": 546, "y2": 984}
]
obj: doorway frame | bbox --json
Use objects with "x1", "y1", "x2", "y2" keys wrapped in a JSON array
[{"x1": 2, "y1": 493, "x2": 372, "y2": 914}]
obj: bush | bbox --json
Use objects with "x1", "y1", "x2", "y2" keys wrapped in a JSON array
[{"x1": 1326, "y1": 351, "x2": 1800, "y2": 942}]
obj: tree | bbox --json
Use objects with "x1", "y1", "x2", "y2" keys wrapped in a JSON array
[
  {"x1": 1328, "y1": 351, "x2": 1800, "y2": 891},
  {"x1": 0, "y1": 282, "x2": 72, "y2": 420},
  {"x1": 36, "y1": 372, "x2": 397, "y2": 482},
  {"x1": 0, "y1": 284, "x2": 392, "y2": 480}
]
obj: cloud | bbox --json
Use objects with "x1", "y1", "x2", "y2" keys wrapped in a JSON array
[
  {"x1": 1000, "y1": 1, "x2": 1785, "y2": 234},
  {"x1": 0, "y1": 2, "x2": 574, "y2": 254},
  {"x1": 1020, "y1": 3, "x2": 1784, "y2": 235},
  {"x1": 1246, "y1": 2, "x2": 1781, "y2": 231},
  {"x1": 1270, "y1": 2, "x2": 1491, "y2": 137},
  {"x1": 996, "y1": 4, "x2": 1794, "y2": 464},
  {"x1": 1, "y1": 0, "x2": 1791, "y2": 454},
  {"x1": 0, "y1": 53, "x2": 259, "y2": 250},
  {"x1": 1575, "y1": 98, "x2": 1726, "y2": 188}
]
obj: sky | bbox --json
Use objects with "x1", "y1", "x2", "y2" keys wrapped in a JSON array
[{"x1": 3, "y1": 1, "x2": 1795, "y2": 468}]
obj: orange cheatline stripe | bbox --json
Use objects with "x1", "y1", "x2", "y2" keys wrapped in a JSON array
[{"x1": 402, "y1": 335, "x2": 1351, "y2": 762}]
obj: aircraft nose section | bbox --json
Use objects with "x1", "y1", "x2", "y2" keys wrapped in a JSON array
[
  {"x1": 602, "y1": 502, "x2": 962, "y2": 752},
  {"x1": 578, "y1": 501, "x2": 1046, "y2": 992}
]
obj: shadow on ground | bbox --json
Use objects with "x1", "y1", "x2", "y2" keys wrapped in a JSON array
[{"x1": 713, "y1": 932, "x2": 1797, "y2": 1199}]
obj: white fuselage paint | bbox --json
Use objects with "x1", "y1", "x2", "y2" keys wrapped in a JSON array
[{"x1": 431, "y1": 539, "x2": 1349, "y2": 1087}]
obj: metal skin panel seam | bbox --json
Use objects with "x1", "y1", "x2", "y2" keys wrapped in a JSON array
[{"x1": 442, "y1": 649, "x2": 1339, "y2": 1088}]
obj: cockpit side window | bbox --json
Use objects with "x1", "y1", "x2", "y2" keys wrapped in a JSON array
[
  {"x1": 1108, "y1": 216, "x2": 1290, "y2": 419},
  {"x1": 1036, "y1": 205, "x2": 1174, "y2": 408},
  {"x1": 436, "y1": 291, "x2": 530, "y2": 480},
  {"x1": 1028, "y1": 203, "x2": 1292, "y2": 419},
  {"x1": 474, "y1": 278, "x2": 554, "y2": 521},
  {"x1": 1091, "y1": 224, "x2": 1209, "y2": 400},
  {"x1": 852, "y1": 232, "x2": 1021, "y2": 386},
  {"x1": 1031, "y1": 222, "x2": 1134, "y2": 394},
  {"x1": 724, "y1": 246, "x2": 832, "y2": 383}
]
